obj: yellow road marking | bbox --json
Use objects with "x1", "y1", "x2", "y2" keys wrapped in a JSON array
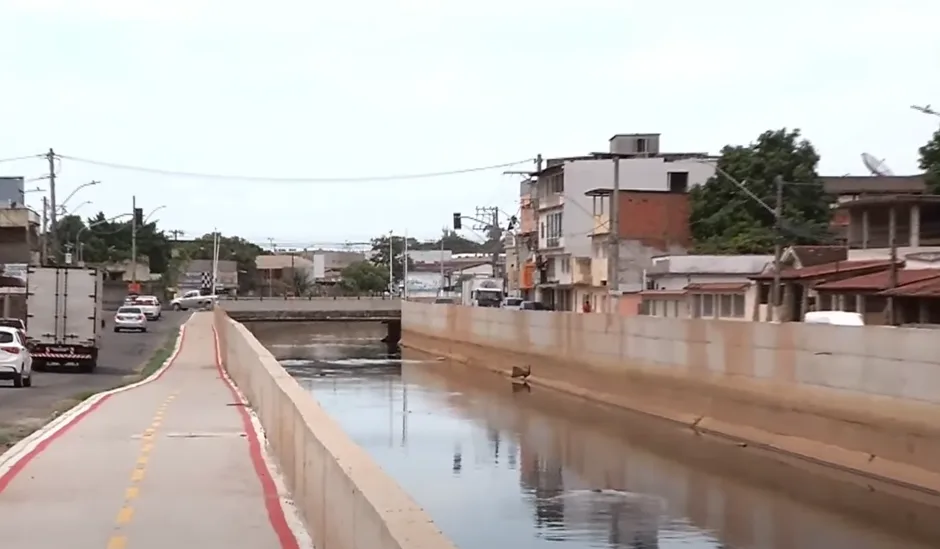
[
  {"x1": 108, "y1": 394, "x2": 179, "y2": 547},
  {"x1": 116, "y1": 506, "x2": 134, "y2": 524}
]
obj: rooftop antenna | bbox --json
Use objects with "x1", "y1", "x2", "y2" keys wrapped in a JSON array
[{"x1": 861, "y1": 152, "x2": 894, "y2": 176}]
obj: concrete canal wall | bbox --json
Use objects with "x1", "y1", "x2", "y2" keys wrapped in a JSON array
[
  {"x1": 401, "y1": 302, "x2": 940, "y2": 494},
  {"x1": 212, "y1": 308, "x2": 457, "y2": 549}
]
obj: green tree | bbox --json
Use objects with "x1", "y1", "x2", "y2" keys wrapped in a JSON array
[
  {"x1": 369, "y1": 235, "x2": 416, "y2": 284},
  {"x1": 690, "y1": 128, "x2": 832, "y2": 254},
  {"x1": 341, "y1": 260, "x2": 389, "y2": 293},
  {"x1": 919, "y1": 126, "x2": 940, "y2": 193},
  {"x1": 56, "y1": 211, "x2": 171, "y2": 272}
]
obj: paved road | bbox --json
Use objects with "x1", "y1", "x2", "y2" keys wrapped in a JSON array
[{"x1": 0, "y1": 311, "x2": 189, "y2": 449}]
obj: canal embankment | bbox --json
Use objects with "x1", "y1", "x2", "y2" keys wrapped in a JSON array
[{"x1": 401, "y1": 302, "x2": 940, "y2": 505}]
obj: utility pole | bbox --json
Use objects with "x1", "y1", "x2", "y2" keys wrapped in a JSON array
[
  {"x1": 388, "y1": 231, "x2": 394, "y2": 295},
  {"x1": 887, "y1": 205, "x2": 898, "y2": 325},
  {"x1": 607, "y1": 155, "x2": 621, "y2": 312},
  {"x1": 41, "y1": 196, "x2": 48, "y2": 265},
  {"x1": 46, "y1": 148, "x2": 58, "y2": 264},
  {"x1": 439, "y1": 235, "x2": 445, "y2": 296},
  {"x1": 130, "y1": 195, "x2": 138, "y2": 285},
  {"x1": 771, "y1": 175, "x2": 784, "y2": 322},
  {"x1": 474, "y1": 206, "x2": 502, "y2": 279}
]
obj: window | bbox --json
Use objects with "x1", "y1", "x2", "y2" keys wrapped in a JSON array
[
  {"x1": 732, "y1": 294, "x2": 745, "y2": 318},
  {"x1": 720, "y1": 294, "x2": 733, "y2": 317},
  {"x1": 673, "y1": 300, "x2": 680, "y2": 317},
  {"x1": 702, "y1": 294, "x2": 714, "y2": 317},
  {"x1": 667, "y1": 171, "x2": 689, "y2": 193},
  {"x1": 758, "y1": 284, "x2": 770, "y2": 305},
  {"x1": 691, "y1": 295, "x2": 701, "y2": 318},
  {"x1": 636, "y1": 138, "x2": 647, "y2": 153},
  {"x1": 0, "y1": 331, "x2": 13, "y2": 344},
  {"x1": 540, "y1": 221, "x2": 545, "y2": 238}
]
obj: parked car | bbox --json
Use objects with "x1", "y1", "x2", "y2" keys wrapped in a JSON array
[
  {"x1": 502, "y1": 297, "x2": 524, "y2": 310},
  {"x1": 134, "y1": 296, "x2": 162, "y2": 320},
  {"x1": 521, "y1": 301, "x2": 552, "y2": 311},
  {"x1": 803, "y1": 311, "x2": 864, "y2": 326},
  {"x1": 434, "y1": 297, "x2": 458, "y2": 304},
  {"x1": 0, "y1": 326, "x2": 32, "y2": 387},
  {"x1": 114, "y1": 306, "x2": 148, "y2": 333}
]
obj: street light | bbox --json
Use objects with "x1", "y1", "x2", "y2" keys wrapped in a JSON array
[
  {"x1": 59, "y1": 200, "x2": 91, "y2": 216},
  {"x1": 60, "y1": 180, "x2": 100, "y2": 209},
  {"x1": 143, "y1": 205, "x2": 166, "y2": 224}
]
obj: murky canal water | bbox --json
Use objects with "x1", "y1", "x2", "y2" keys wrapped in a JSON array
[{"x1": 251, "y1": 323, "x2": 935, "y2": 549}]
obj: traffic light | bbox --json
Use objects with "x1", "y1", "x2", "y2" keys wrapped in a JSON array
[
  {"x1": 453, "y1": 213, "x2": 461, "y2": 230},
  {"x1": 133, "y1": 208, "x2": 143, "y2": 225}
]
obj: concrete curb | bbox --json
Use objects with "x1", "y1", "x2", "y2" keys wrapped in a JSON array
[{"x1": 0, "y1": 322, "x2": 188, "y2": 486}]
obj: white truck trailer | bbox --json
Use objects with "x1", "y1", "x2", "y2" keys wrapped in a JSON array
[
  {"x1": 461, "y1": 277, "x2": 504, "y2": 307},
  {"x1": 26, "y1": 266, "x2": 103, "y2": 373}
]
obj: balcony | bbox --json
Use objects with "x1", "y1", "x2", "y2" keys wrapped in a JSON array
[
  {"x1": 591, "y1": 213, "x2": 610, "y2": 237},
  {"x1": 572, "y1": 257, "x2": 592, "y2": 285},
  {"x1": 543, "y1": 236, "x2": 564, "y2": 250},
  {"x1": 538, "y1": 193, "x2": 564, "y2": 211}
]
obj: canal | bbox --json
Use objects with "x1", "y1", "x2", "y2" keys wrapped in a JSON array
[{"x1": 248, "y1": 322, "x2": 937, "y2": 549}]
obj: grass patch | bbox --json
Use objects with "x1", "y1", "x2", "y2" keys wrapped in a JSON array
[{"x1": 138, "y1": 329, "x2": 181, "y2": 379}]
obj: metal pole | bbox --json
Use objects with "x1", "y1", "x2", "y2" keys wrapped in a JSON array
[
  {"x1": 771, "y1": 176, "x2": 784, "y2": 322},
  {"x1": 41, "y1": 196, "x2": 48, "y2": 265},
  {"x1": 607, "y1": 156, "x2": 621, "y2": 311},
  {"x1": 440, "y1": 237, "x2": 445, "y2": 296},
  {"x1": 47, "y1": 149, "x2": 58, "y2": 263},
  {"x1": 403, "y1": 230, "x2": 409, "y2": 300},
  {"x1": 388, "y1": 231, "x2": 394, "y2": 295},
  {"x1": 887, "y1": 206, "x2": 898, "y2": 325}
]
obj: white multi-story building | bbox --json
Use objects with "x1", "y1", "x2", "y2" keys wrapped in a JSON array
[{"x1": 531, "y1": 133, "x2": 715, "y2": 311}]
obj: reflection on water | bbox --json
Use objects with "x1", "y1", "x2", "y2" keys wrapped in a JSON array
[{"x1": 274, "y1": 336, "x2": 933, "y2": 549}]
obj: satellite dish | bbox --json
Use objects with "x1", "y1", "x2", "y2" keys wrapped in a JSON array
[{"x1": 861, "y1": 153, "x2": 894, "y2": 176}]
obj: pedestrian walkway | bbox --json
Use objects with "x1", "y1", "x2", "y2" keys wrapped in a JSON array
[{"x1": 0, "y1": 313, "x2": 308, "y2": 549}]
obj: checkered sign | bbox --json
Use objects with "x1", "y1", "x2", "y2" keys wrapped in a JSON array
[{"x1": 200, "y1": 272, "x2": 212, "y2": 289}]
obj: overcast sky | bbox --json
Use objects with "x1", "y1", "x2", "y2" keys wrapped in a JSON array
[{"x1": 1, "y1": 0, "x2": 938, "y2": 247}]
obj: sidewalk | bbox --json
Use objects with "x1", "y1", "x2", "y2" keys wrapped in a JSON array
[{"x1": 0, "y1": 312, "x2": 308, "y2": 549}]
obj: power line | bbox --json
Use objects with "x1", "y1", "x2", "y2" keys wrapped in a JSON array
[
  {"x1": 0, "y1": 154, "x2": 43, "y2": 164},
  {"x1": 55, "y1": 154, "x2": 535, "y2": 183}
]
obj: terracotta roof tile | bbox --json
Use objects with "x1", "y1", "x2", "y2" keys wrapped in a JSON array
[
  {"x1": 751, "y1": 260, "x2": 897, "y2": 281},
  {"x1": 880, "y1": 277, "x2": 940, "y2": 297},
  {"x1": 685, "y1": 282, "x2": 749, "y2": 292},
  {"x1": 789, "y1": 245, "x2": 847, "y2": 267},
  {"x1": 815, "y1": 269, "x2": 940, "y2": 291}
]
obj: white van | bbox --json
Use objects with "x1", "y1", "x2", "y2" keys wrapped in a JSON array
[{"x1": 803, "y1": 311, "x2": 865, "y2": 326}]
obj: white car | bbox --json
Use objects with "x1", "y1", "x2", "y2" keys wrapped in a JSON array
[
  {"x1": 114, "y1": 306, "x2": 148, "y2": 333},
  {"x1": 502, "y1": 297, "x2": 524, "y2": 310},
  {"x1": 170, "y1": 290, "x2": 217, "y2": 311},
  {"x1": 134, "y1": 296, "x2": 162, "y2": 320},
  {"x1": 0, "y1": 326, "x2": 32, "y2": 388}
]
